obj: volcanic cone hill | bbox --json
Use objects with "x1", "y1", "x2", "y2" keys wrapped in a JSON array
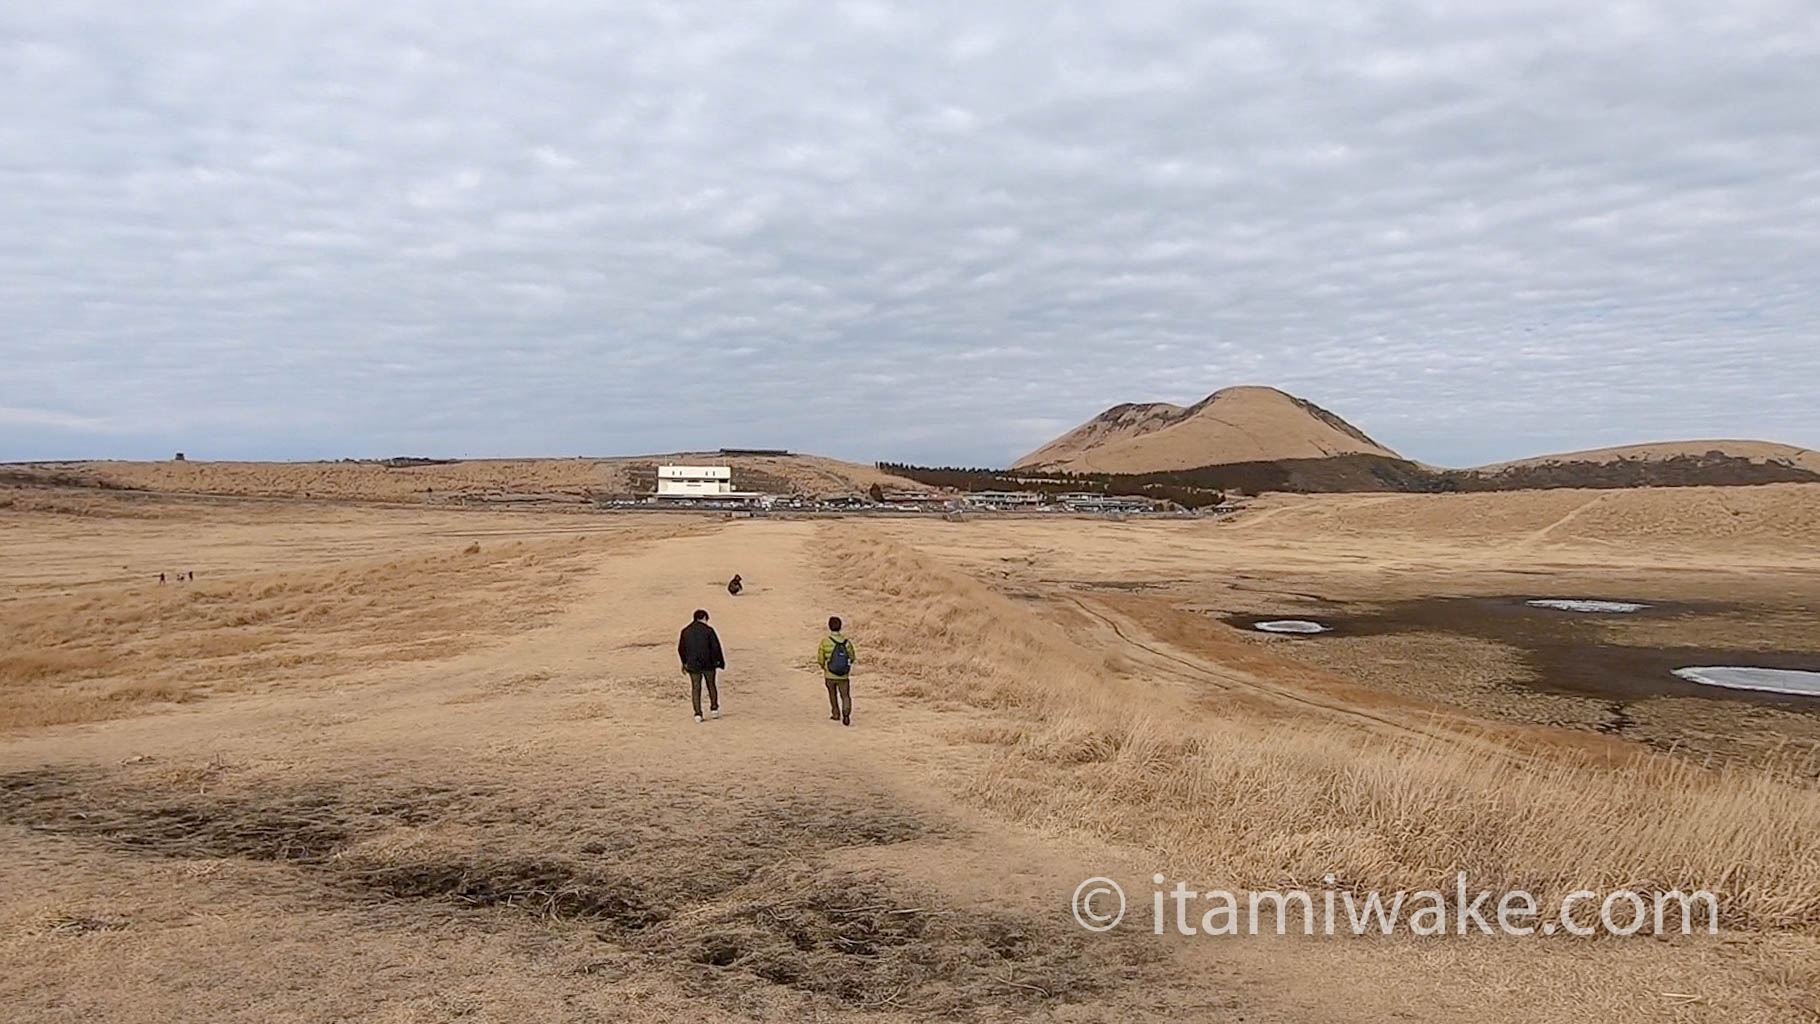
[
  {"x1": 1013, "y1": 386, "x2": 1398, "y2": 474},
  {"x1": 1012, "y1": 387, "x2": 1820, "y2": 493}
]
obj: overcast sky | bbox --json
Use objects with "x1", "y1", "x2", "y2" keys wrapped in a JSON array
[{"x1": 4, "y1": 1, "x2": 1817, "y2": 468}]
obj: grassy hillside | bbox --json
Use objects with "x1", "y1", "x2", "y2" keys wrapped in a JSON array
[{"x1": 887, "y1": 450, "x2": 1820, "y2": 498}]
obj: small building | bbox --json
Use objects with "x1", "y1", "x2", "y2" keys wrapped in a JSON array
[
  {"x1": 965, "y1": 490, "x2": 1044, "y2": 508},
  {"x1": 1061, "y1": 495, "x2": 1158, "y2": 513},
  {"x1": 657, "y1": 465, "x2": 734, "y2": 499},
  {"x1": 881, "y1": 490, "x2": 949, "y2": 507}
]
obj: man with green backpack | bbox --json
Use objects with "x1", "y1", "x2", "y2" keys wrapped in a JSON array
[{"x1": 817, "y1": 616, "x2": 857, "y2": 726}]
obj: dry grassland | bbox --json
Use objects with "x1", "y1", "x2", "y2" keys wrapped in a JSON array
[
  {"x1": 818, "y1": 528, "x2": 1820, "y2": 932},
  {"x1": 5, "y1": 453, "x2": 917, "y2": 503},
  {"x1": 3, "y1": 481, "x2": 1819, "y2": 1022},
  {"x1": 0, "y1": 494, "x2": 697, "y2": 729}
]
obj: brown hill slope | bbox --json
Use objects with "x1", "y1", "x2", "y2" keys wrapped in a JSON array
[
  {"x1": 0, "y1": 454, "x2": 918, "y2": 503},
  {"x1": 1013, "y1": 387, "x2": 1820, "y2": 491},
  {"x1": 1014, "y1": 386, "x2": 1397, "y2": 473},
  {"x1": 1456, "y1": 442, "x2": 1820, "y2": 491},
  {"x1": 1476, "y1": 440, "x2": 1820, "y2": 474}
]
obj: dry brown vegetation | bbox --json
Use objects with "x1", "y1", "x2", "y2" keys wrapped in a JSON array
[
  {"x1": 1, "y1": 541, "x2": 582, "y2": 728},
  {"x1": 0, "y1": 493, "x2": 700, "y2": 728},
  {"x1": 0, "y1": 762, "x2": 1150, "y2": 1017},
  {"x1": 819, "y1": 526, "x2": 1820, "y2": 933},
  {"x1": 4, "y1": 481, "x2": 1820, "y2": 1021},
  {"x1": 7, "y1": 453, "x2": 918, "y2": 504},
  {"x1": 1, "y1": 501, "x2": 1213, "y2": 1023}
]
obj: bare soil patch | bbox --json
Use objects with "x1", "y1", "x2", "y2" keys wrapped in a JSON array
[{"x1": 0, "y1": 762, "x2": 1150, "y2": 1016}]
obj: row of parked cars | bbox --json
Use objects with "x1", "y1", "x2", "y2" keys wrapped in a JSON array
[{"x1": 594, "y1": 494, "x2": 1194, "y2": 515}]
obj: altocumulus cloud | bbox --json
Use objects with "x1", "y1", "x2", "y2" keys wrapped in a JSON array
[{"x1": 2, "y1": 0, "x2": 1817, "y2": 466}]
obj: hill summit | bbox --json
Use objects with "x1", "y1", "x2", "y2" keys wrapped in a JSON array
[{"x1": 1014, "y1": 386, "x2": 1397, "y2": 473}]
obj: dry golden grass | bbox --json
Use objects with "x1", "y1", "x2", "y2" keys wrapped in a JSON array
[
  {"x1": 0, "y1": 546, "x2": 545, "y2": 728},
  {"x1": 8, "y1": 452, "x2": 920, "y2": 503},
  {"x1": 1233, "y1": 484, "x2": 1820, "y2": 560},
  {"x1": 0, "y1": 512, "x2": 695, "y2": 729},
  {"x1": 5, "y1": 495, "x2": 1820, "y2": 1021},
  {"x1": 0, "y1": 755, "x2": 1164, "y2": 1021},
  {"x1": 820, "y1": 524, "x2": 1820, "y2": 933},
  {"x1": 0, "y1": 486, "x2": 177, "y2": 518},
  {"x1": 867, "y1": 491, "x2": 1820, "y2": 771}
]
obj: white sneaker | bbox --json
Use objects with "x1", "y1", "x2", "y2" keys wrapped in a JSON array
[
  {"x1": 710, "y1": 709, "x2": 721, "y2": 719},
  {"x1": 693, "y1": 714, "x2": 704, "y2": 723}
]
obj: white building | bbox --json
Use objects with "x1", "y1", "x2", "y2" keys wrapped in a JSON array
[
  {"x1": 965, "y1": 490, "x2": 1044, "y2": 508},
  {"x1": 1061, "y1": 495, "x2": 1157, "y2": 513},
  {"x1": 656, "y1": 465, "x2": 733, "y2": 498}
]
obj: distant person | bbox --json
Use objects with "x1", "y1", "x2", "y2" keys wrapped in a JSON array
[
  {"x1": 727, "y1": 574, "x2": 743, "y2": 596},
  {"x1": 678, "y1": 609, "x2": 725, "y2": 722},
  {"x1": 158, "y1": 572, "x2": 166, "y2": 584},
  {"x1": 817, "y1": 616, "x2": 857, "y2": 726}
]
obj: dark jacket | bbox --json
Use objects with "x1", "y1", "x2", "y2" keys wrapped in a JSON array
[{"x1": 678, "y1": 620, "x2": 726, "y2": 673}]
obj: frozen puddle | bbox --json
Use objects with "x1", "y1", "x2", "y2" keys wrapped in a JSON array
[
  {"x1": 1673, "y1": 667, "x2": 1820, "y2": 697},
  {"x1": 1253, "y1": 619, "x2": 1330, "y2": 635},
  {"x1": 1526, "y1": 599, "x2": 1650, "y2": 613}
]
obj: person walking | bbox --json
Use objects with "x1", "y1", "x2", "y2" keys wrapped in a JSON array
[
  {"x1": 817, "y1": 616, "x2": 857, "y2": 726},
  {"x1": 678, "y1": 609, "x2": 725, "y2": 722}
]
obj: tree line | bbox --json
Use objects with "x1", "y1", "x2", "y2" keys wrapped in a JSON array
[{"x1": 874, "y1": 462, "x2": 1229, "y2": 509}]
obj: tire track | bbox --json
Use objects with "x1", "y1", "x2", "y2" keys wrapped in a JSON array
[
  {"x1": 1064, "y1": 594, "x2": 1529, "y2": 760},
  {"x1": 1512, "y1": 492, "x2": 1615, "y2": 551}
]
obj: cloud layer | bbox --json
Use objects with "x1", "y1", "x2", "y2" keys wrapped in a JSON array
[{"x1": 4, "y1": 1, "x2": 1817, "y2": 466}]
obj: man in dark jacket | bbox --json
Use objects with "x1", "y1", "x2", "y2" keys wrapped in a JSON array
[{"x1": 678, "y1": 609, "x2": 726, "y2": 722}]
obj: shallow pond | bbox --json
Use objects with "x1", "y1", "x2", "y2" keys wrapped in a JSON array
[
  {"x1": 1226, "y1": 597, "x2": 1820, "y2": 708},
  {"x1": 1673, "y1": 666, "x2": 1820, "y2": 697},
  {"x1": 1250, "y1": 619, "x2": 1330, "y2": 635},
  {"x1": 1525, "y1": 598, "x2": 1650, "y2": 613}
]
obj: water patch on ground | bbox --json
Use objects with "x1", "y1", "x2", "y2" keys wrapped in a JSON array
[
  {"x1": 1673, "y1": 667, "x2": 1820, "y2": 698},
  {"x1": 1525, "y1": 599, "x2": 1650, "y2": 613},
  {"x1": 1252, "y1": 619, "x2": 1331, "y2": 635},
  {"x1": 1288, "y1": 596, "x2": 1820, "y2": 708},
  {"x1": 1220, "y1": 614, "x2": 1340, "y2": 636}
]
